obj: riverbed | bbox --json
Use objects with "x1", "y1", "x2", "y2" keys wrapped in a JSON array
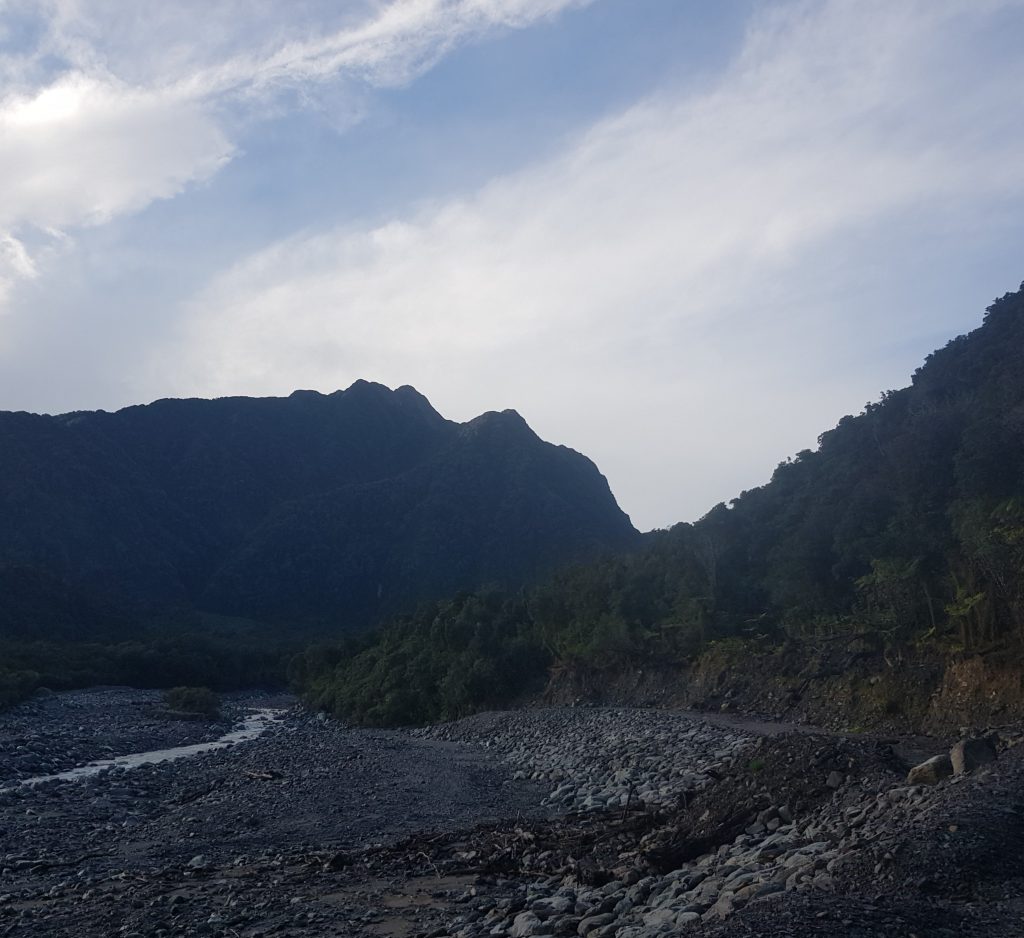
[
  {"x1": 8, "y1": 706, "x2": 284, "y2": 791},
  {"x1": 1, "y1": 690, "x2": 1021, "y2": 938},
  {"x1": 0, "y1": 689, "x2": 550, "y2": 936}
]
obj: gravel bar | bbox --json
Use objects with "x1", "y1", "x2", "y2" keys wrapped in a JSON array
[{"x1": 1, "y1": 694, "x2": 1023, "y2": 937}]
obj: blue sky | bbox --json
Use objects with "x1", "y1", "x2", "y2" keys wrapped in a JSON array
[{"x1": 1, "y1": 0, "x2": 1023, "y2": 530}]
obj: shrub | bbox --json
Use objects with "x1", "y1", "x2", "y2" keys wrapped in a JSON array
[
  {"x1": 164, "y1": 685, "x2": 221, "y2": 718},
  {"x1": 0, "y1": 669, "x2": 41, "y2": 710}
]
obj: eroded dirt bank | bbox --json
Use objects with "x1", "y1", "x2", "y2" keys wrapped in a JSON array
[
  {"x1": 540, "y1": 638, "x2": 1024, "y2": 737},
  {"x1": 1, "y1": 691, "x2": 1023, "y2": 937}
]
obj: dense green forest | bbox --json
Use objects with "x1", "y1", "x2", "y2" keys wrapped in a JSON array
[
  {"x1": 296, "y1": 283, "x2": 1024, "y2": 726},
  {"x1": 0, "y1": 625, "x2": 291, "y2": 710}
]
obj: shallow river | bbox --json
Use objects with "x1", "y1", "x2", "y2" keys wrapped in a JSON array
[{"x1": 11, "y1": 707, "x2": 285, "y2": 789}]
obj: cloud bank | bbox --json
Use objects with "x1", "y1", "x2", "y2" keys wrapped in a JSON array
[{"x1": 166, "y1": 0, "x2": 1024, "y2": 528}]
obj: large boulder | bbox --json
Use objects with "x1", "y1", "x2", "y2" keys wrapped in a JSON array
[
  {"x1": 906, "y1": 753, "x2": 953, "y2": 785},
  {"x1": 509, "y1": 912, "x2": 546, "y2": 937},
  {"x1": 950, "y1": 736, "x2": 997, "y2": 775}
]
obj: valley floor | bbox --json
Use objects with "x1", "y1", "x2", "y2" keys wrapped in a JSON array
[{"x1": 0, "y1": 691, "x2": 1022, "y2": 937}]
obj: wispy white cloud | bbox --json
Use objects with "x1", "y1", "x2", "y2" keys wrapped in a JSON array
[
  {"x1": 180, "y1": 0, "x2": 594, "y2": 97},
  {"x1": 166, "y1": 0, "x2": 1024, "y2": 528},
  {"x1": 0, "y1": 0, "x2": 591, "y2": 299}
]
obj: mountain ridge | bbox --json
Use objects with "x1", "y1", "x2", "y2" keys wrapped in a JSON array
[{"x1": 0, "y1": 383, "x2": 638, "y2": 638}]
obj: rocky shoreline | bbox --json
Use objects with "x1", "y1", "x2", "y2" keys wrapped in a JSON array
[{"x1": 1, "y1": 692, "x2": 1022, "y2": 936}]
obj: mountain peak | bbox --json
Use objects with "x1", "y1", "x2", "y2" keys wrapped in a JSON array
[{"x1": 461, "y1": 408, "x2": 536, "y2": 439}]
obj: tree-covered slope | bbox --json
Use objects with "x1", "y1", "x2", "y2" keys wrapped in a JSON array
[
  {"x1": 0, "y1": 382, "x2": 638, "y2": 638},
  {"x1": 710, "y1": 280, "x2": 1024, "y2": 643},
  {"x1": 297, "y1": 283, "x2": 1024, "y2": 725}
]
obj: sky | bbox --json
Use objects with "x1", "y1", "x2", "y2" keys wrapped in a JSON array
[{"x1": 1, "y1": 0, "x2": 1024, "y2": 532}]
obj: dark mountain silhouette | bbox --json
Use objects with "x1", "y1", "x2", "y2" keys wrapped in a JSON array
[{"x1": 0, "y1": 382, "x2": 638, "y2": 637}]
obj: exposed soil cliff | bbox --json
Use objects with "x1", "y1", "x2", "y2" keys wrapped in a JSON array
[{"x1": 541, "y1": 638, "x2": 1024, "y2": 737}]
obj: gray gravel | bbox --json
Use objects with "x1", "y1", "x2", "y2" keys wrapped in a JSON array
[
  {"x1": 417, "y1": 708, "x2": 755, "y2": 813},
  {"x1": 2, "y1": 694, "x2": 1023, "y2": 937},
  {"x1": 0, "y1": 692, "x2": 547, "y2": 936},
  {"x1": 414, "y1": 710, "x2": 1024, "y2": 938}
]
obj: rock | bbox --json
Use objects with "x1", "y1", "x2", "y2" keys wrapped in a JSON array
[
  {"x1": 906, "y1": 754, "x2": 953, "y2": 786},
  {"x1": 708, "y1": 893, "x2": 737, "y2": 920},
  {"x1": 642, "y1": 908, "x2": 679, "y2": 928},
  {"x1": 533, "y1": 897, "x2": 573, "y2": 917},
  {"x1": 510, "y1": 912, "x2": 546, "y2": 937},
  {"x1": 749, "y1": 882, "x2": 785, "y2": 902},
  {"x1": 950, "y1": 737, "x2": 997, "y2": 775},
  {"x1": 825, "y1": 771, "x2": 844, "y2": 789},
  {"x1": 187, "y1": 854, "x2": 211, "y2": 870},
  {"x1": 576, "y1": 913, "x2": 615, "y2": 935}
]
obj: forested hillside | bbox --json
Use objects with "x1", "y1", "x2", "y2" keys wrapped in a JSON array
[
  {"x1": 0, "y1": 382, "x2": 637, "y2": 638},
  {"x1": 296, "y1": 283, "x2": 1024, "y2": 725},
  {"x1": 0, "y1": 382, "x2": 638, "y2": 709}
]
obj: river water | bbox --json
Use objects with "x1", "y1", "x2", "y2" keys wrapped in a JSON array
[{"x1": 11, "y1": 707, "x2": 285, "y2": 789}]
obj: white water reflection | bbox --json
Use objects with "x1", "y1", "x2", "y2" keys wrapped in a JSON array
[{"x1": 14, "y1": 708, "x2": 285, "y2": 789}]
